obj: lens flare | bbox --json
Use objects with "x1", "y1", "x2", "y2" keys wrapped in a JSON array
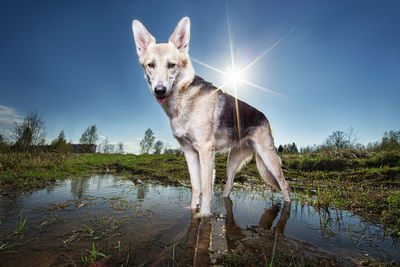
[
  {"x1": 225, "y1": 71, "x2": 242, "y2": 85},
  {"x1": 190, "y1": 0, "x2": 297, "y2": 154}
]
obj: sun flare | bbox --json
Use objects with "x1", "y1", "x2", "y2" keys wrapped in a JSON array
[
  {"x1": 190, "y1": 0, "x2": 297, "y2": 99},
  {"x1": 225, "y1": 71, "x2": 243, "y2": 85}
]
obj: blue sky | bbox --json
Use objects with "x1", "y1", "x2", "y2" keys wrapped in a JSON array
[{"x1": 1, "y1": 0, "x2": 399, "y2": 153}]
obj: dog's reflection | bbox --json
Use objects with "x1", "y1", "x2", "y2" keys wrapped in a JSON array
[
  {"x1": 179, "y1": 197, "x2": 291, "y2": 266},
  {"x1": 179, "y1": 209, "x2": 212, "y2": 266},
  {"x1": 224, "y1": 197, "x2": 291, "y2": 253}
]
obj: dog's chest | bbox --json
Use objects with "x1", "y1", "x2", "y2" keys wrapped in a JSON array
[{"x1": 171, "y1": 116, "x2": 190, "y2": 139}]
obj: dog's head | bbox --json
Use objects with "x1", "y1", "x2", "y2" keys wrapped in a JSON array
[{"x1": 132, "y1": 17, "x2": 194, "y2": 103}]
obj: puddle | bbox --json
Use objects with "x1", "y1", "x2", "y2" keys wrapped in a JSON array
[{"x1": 0, "y1": 175, "x2": 398, "y2": 266}]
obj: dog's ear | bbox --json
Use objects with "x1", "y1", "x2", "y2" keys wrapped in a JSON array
[
  {"x1": 132, "y1": 20, "x2": 156, "y2": 57},
  {"x1": 169, "y1": 17, "x2": 190, "y2": 53}
]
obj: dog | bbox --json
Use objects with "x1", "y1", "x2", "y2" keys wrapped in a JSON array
[{"x1": 132, "y1": 17, "x2": 291, "y2": 216}]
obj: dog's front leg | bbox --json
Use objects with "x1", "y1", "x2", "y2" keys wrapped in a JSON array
[
  {"x1": 183, "y1": 147, "x2": 201, "y2": 209},
  {"x1": 198, "y1": 143, "x2": 215, "y2": 217}
]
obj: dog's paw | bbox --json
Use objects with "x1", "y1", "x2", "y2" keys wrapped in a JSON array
[
  {"x1": 190, "y1": 203, "x2": 199, "y2": 210},
  {"x1": 197, "y1": 208, "x2": 211, "y2": 217},
  {"x1": 195, "y1": 211, "x2": 211, "y2": 218}
]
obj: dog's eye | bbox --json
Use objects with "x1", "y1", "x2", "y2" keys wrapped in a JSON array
[
  {"x1": 168, "y1": 63, "x2": 176, "y2": 69},
  {"x1": 147, "y1": 63, "x2": 155, "y2": 69}
]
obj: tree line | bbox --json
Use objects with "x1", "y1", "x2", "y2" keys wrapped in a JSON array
[
  {"x1": 0, "y1": 111, "x2": 125, "y2": 153},
  {"x1": 278, "y1": 127, "x2": 400, "y2": 154},
  {"x1": 1, "y1": 111, "x2": 398, "y2": 154},
  {"x1": 139, "y1": 128, "x2": 182, "y2": 155}
]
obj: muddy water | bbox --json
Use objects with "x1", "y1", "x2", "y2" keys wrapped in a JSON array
[{"x1": 0, "y1": 175, "x2": 398, "y2": 266}]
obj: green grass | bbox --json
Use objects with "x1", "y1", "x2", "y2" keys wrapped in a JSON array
[
  {"x1": 81, "y1": 242, "x2": 108, "y2": 265},
  {"x1": 1, "y1": 149, "x2": 399, "y2": 238},
  {"x1": 15, "y1": 209, "x2": 27, "y2": 236}
]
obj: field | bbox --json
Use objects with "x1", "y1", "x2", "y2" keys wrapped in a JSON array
[{"x1": 1, "y1": 149, "x2": 399, "y2": 238}]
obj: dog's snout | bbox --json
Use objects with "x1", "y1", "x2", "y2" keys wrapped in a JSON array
[{"x1": 154, "y1": 85, "x2": 167, "y2": 97}]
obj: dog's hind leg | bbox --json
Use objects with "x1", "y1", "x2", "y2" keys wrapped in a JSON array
[
  {"x1": 183, "y1": 147, "x2": 201, "y2": 209},
  {"x1": 252, "y1": 126, "x2": 291, "y2": 202},
  {"x1": 223, "y1": 145, "x2": 253, "y2": 198},
  {"x1": 255, "y1": 152, "x2": 281, "y2": 191}
]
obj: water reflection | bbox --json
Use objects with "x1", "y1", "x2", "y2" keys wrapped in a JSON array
[
  {"x1": 224, "y1": 196, "x2": 291, "y2": 253},
  {"x1": 178, "y1": 197, "x2": 292, "y2": 266},
  {"x1": 179, "y1": 210, "x2": 212, "y2": 266},
  {"x1": 137, "y1": 184, "x2": 147, "y2": 200},
  {"x1": 70, "y1": 177, "x2": 90, "y2": 199},
  {"x1": 0, "y1": 175, "x2": 398, "y2": 266}
]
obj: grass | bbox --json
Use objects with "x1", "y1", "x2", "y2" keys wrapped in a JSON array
[
  {"x1": 81, "y1": 242, "x2": 108, "y2": 265},
  {"x1": 0, "y1": 149, "x2": 399, "y2": 237},
  {"x1": 269, "y1": 232, "x2": 278, "y2": 267},
  {"x1": 15, "y1": 209, "x2": 27, "y2": 236},
  {"x1": 0, "y1": 152, "x2": 189, "y2": 190}
]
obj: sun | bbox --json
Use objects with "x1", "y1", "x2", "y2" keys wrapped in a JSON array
[
  {"x1": 190, "y1": 0, "x2": 298, "y2": 98},
  {"x1": 225, "y1": 71, "x2": 243, "y2": 86}
]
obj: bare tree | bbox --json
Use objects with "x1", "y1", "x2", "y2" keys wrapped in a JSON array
[
  {"x1": 103, "y1": 137, "x2": 109, "y2": 153},
  {"x1": 325, "y1": 130, "x2": 349, "y2": 150},
  {"x1": 345, "y1": 127, "x2": 359, "y2": 148},
  {"x1": 100, "y1": 137, "x2": 115, "y2": 154},
  {"x1": 107, "y1": 144, "x2": 115, "y2": 154},
  {"x1": 117, "y1": 142, "x2": 124, "y2": 154},
  {"x1": 140, "y1": 128, "x2": 155, "y2": 154},
  {"x1": 12, "y1": 111, "x2": 46, "y2": 149},
  {"x1": 153, "y1": 140, "x2": 164, "y2": 154},
  {"x1": 80, "y1": 125, "x2": 98, "y2": 145}
]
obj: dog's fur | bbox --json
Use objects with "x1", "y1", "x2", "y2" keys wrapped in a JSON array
[{"x1": 132, "y1": 17, "x2": 291, "y2": 216}]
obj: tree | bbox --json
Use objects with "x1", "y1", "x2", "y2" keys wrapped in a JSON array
[
  {"x1": 278, "y1": 145, "x2": 284, "y2": 153},
  {"x1": 381, "y1": 130, "x2": 400, "y2": 150},
  {"x1": 0, "y1": 133, "x2": 9, "y2": 152},
  {"x1": 51, "y1": 130, "x2": 69, "y2": 152},
  {"x1": 51, "y1": 130, "x2": 66, "y2": 145},
  {"x1": 0, "y1": 134, "x2": 5, "y2": 146},
  {"x1": 140, "y1": 128, "x2": 155, "y2": 154},
  {"x1": 80, "y1": 125, "x2": 98, "y2": 145},
  {"x1": 102, "y1": 137, "x2": 111, "y2": 153},
  {"x1": 300, "y1": 145, "x2": 318, "y2": 153},
  {"x1": 279, "y1": 143, "x2": 298, "y2": 153},
  {"x1": 107, "y1": 144, "x2": 115, "y2": 154},
  {"x1": 325, "y1": 128, "x2": 361, "y2": 150},
  {"x1": 12, "y1": 111, "x2": 46, "y2": 150},
  {"x1": 345, "y1": 127, "x2": 359, "y2": 148},
  {"x1": 290, "y1": 142, "x2": 298, "y2": 153},
  {"x1": 153, "y1": 140, "x2": 164, "y2": 154},
  {"x1": 325, "y1": 130, "x2": 349, "y2": 150},
  {"x1": 58, "y1": 130, "x2": 66, "y2": 143},
  {"x1": 117, "y1": 142, "x2": 124, "y2": 154}
]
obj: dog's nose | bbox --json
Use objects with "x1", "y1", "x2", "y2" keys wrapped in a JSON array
[{"x1": 154, "y1": 85, "x2": 167, "y2": 97}]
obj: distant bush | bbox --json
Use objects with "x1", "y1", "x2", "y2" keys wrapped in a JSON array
[
  {"x1": 298, "y1": 158, "x2": 348, "y2": 172},
  {"x1": 282, "y1": 149, "x2": 399, "y2": 172},
  {"x1": 362, "y1": 151, "x2": 400, "y2": 168}
]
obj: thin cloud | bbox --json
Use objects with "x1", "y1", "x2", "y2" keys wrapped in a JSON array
[{"x1": 0, "y1": 105, "x2": 23, "y2": 130}]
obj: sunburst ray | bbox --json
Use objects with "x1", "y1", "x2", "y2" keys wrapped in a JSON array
[
  {"x1": 240, "y1": 24, "x2": 300, "y2": 74},
  {"x1": 240, "y1": 79, "x2": 286, "y2": 98},
  {"x1": 190, "y1": 57, "x2": 227, "y2": 75}
]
